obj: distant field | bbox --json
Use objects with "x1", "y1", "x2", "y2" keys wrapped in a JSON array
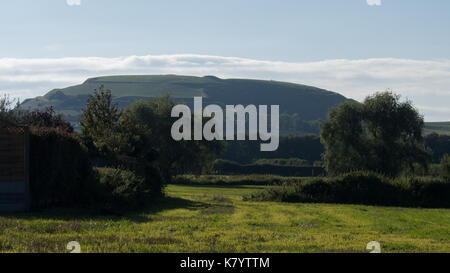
[
  {"x1": 424, "y1": 122, "x2": 450, "y2": 135},
  {"x1": 1, "y1": 184, "x2": 449, "y2": 253}
]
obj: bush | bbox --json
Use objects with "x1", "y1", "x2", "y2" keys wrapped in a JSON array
[
  {"x1": 245, "y1": 171, "x2": 450, "y2": 208},
  {"x1": 21, "y1": 107, "x2": 73, "y2": 133},
  {"x1": 29, "y1": 127, "x2": 97, "y2": 209},
  {"x1": 396, "y1": 176, "x2": 450, "y2": 208},
  {"x1": 97, "y1": 168, "x2": 153, "y2": 210},
  {"x1": 173, "y1": 174, "x2": 301, "y2": 186}
]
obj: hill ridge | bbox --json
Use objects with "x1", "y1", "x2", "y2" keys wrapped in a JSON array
[{"x1": 21, "y1": 74, "x2": 350, "y2": 132}]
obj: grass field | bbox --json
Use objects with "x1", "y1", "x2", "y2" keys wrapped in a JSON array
[{"x1": 0, "y1": 184, "x2": 449, "y2": 253}]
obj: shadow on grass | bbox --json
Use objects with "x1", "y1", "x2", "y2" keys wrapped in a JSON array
[{"x1": 0, "y1": 196, "x2": 208, "y2": 223}]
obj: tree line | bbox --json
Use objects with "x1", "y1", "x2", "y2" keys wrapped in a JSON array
[{"x1": 1, "y1": 89, "x2": 449, "y2": 210}]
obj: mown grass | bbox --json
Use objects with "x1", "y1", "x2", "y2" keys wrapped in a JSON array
[{"x1": 0, "y1": 184, "x2": 449, "y2": 253}]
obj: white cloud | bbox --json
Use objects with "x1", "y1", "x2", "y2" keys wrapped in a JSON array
[
  {"x1": 367, "y1": 0, "x2": 382, "y2": 6},
  {"x1": 66, "y1": 0, "x2": 81, "y2": 6},
  {"x1": 417, "y1": 105, "x2": 450, "y2": 114},
  {"x1": 0, "y1": 54, "x2": 449, "y2": 121}
]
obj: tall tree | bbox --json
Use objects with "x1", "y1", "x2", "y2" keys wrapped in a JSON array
[
  {"x1": 321, "y1": 91, "x2": 431, "y2": 176},
  {"x1": 80, "y1": 85, "x2": 122, "y2": 155},
  {"x1": 0, "y1": 95, "x2": 21, "y2": 127},
  {"x1": 122, "y1": 95, "x2": 224, "y2": 182}
]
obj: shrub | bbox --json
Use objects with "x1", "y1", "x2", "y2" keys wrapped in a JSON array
[
  {"x1": 396, "y1": 176, "x2": 450, "y2": 208},
  {"x1": 97, "y1": 168, "x2": 152, "y2": 210},
  {"x1": 29, "y1": 127, "x2": 97, "y2": 209},
  {"x1": 245, "y1": 171, "x2": 450, "y2": 208},
  {"x1": 173, "y1": 174, "x2": 300, "y2": 186},
  {"x1": 21, "y1": 107, "x2": 73, "y2": 133}
]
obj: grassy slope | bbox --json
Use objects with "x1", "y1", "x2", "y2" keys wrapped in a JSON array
[
  {"x1": 1, "y1": 184, "x2": 449, "y2": 253},
  {"x1": 424, "y1": 122, "x2": 450, "y2": 135},
  {"x1": 20, "y1": 75, "x2": 348, "y2": 124}
]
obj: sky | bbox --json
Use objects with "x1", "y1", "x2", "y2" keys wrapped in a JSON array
[{"x1": 1, "y1": 0, "x2": 450, "y2": 121}]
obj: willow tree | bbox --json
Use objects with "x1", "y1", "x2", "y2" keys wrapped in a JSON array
[{"x1": 320, "y1": 91, "x2": 431, "y2": 176}]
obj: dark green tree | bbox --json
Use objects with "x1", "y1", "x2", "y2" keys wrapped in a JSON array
[
  {"x1": 441, "y1": 154, "x2": 450, "y2": 181},
  {"x1": 80, "y1": 85, "x2": 122, "y2": 156},
  {"x1": 0, "y1": 95, "x2": 21, "y2": 127},
  {"x1": 80, "y1": 86, "x2": 163, "y2": 197},
  {"x1": 321, "y1": 91, "x2": 431, "y2": 176},
  {"x1": 425, "y1": 133, "x2": 450, "y2": 163},
  {"x1": 122, "y1": 95, "x2": 224, "y2": 182}
]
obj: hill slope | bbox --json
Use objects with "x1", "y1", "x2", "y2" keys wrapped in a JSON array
[
  {"x1": 21, "y1": 75, "x2": 349, "y2": 130},
  {"x1": 424, "y1": 122, "x2": 450, "y2": 135}
]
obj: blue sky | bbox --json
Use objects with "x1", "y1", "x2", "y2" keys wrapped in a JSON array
[
  {"x1": 1, "y1": 0, "x2": 450, "y2": 121},
  {"x1": 2, "y1": 0, "x2": 450, "y2": 61}
]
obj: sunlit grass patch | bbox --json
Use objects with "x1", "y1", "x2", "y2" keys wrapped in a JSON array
[{"x1": 0, "y1": 184, "x2": 449, "y2": 253}]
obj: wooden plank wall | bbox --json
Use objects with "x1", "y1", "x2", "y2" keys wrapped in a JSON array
[{"x1": 0, "y1": 128, "x2": 25, "y2": 183}]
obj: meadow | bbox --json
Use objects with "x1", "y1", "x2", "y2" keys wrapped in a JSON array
[{"x1": 0, "y1": 184, "x2": 449, "y2": 253}]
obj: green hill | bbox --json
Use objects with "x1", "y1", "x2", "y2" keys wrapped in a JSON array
[
  {"x1": 424, "y1": 122, "x2": 450, "y2": 135},
  {"x1": 21, "y1": 75, "x2": 349, "y2": 131}
]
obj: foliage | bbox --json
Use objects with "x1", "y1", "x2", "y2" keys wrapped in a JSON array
[
  {"x1": 20, "y1": 107, "x2": 73, "y2": 133},
  {"x1": 0, "y1": 95, "x2": 21, "y2": 127},
  {"x1": 321, "y1": 92, "x2": 431, "y2": 176},
  {"x1": 96, "y1": 168, "x2": 153, "y2": 211},
  {"x1": 245, "y1": 171, "x2": 450, "y2": 208},
  {"x1": 173, "y1": 174, "x2": 303, "y2": 186},
  {"x1": 211, "y1": 159, "x2": 324, "y2": 177},
  {"x1": 425, "y1": 133, "x2": 450, "y2": 163},
  {"x1": 122, "y1": 96, "x2": 224, "y2": 182},
  {"x1": 80, "y1": 85, "x2": 122, "y2": 158},
  {"x1": 440, "y1": 154, "x2": 450, "y2": 181},
  {"x1": 29, "y1": 127, "x2": 97, "y2": 209},
  {"x1": 220, "y1": 134, "x2": 324, "y2": 164},
  {"x1": 80, "y1": 86, "x2": 164, "y2": 197},
  {"x1": 400, "y1": 163, "x2": 441, "y2": 177}
]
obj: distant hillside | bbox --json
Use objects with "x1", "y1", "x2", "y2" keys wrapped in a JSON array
[
  {"x1": 424, "y1": 122, "x2": 450, "y2": 135},
  {"x1": 21, "y1": 75, "x2": 349, "y2": 132}
]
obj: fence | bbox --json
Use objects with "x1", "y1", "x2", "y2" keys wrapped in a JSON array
[{"x1": 0, "y1": 127, "x2": 30, "y2": 211}]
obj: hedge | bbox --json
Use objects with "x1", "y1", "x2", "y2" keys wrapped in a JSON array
[
  {"x1": 29, "y1": 127, "x2": 97, "y2": 209},
  {"x1": 245, "y1": 171, "x2": 450, "y2": 208}
]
